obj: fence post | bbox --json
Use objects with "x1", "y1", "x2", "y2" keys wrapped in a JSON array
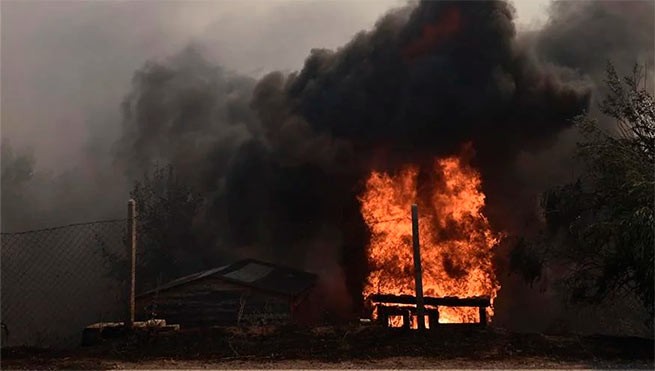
[{"x1": 126, "y1": 199, "x2": 137, "y2": 329}]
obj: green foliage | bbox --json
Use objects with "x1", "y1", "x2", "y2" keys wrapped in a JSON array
[{"x1": 540, "y1": 63, "x2": 654, "y2": 318}]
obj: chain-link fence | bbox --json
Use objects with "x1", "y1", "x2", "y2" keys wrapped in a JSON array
[{"x1": 1, "y1": 219, "x2": 128, "y2": 348}]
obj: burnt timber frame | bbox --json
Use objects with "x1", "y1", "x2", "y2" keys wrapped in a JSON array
[
  {"x1": 371, "y1": 294, "x2": 490, "y2": 327},
  {"x1": 377, "y1": 305, "x2": 439, "y2": 329}
]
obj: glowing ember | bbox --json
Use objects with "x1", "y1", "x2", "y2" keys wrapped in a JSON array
[{"x1": 359, "y1": 155, "x2": 502, "y2": 323}]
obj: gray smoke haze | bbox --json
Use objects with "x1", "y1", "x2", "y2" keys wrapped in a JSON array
[
  {"x1": 516, "y1": 0, "x2": 655, "y2": 188},
  {"x1": 1, "y1": 0, "x2": 401, "y2": 169},
  {"x1": 1, "y1": 0, "x2": 401, "y2": 231},
  {"x1": 2, "y1": 0, "x2": 653, "y2": 334},
  {"x1": 536, "y1": 0, "x2": 654, "y2": 88}
]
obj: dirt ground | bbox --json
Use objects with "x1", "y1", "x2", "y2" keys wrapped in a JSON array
[
  {"x1": 2, "y1": 325, "x2": 653, "y2": 369},
  {"x1": 4, "y1": 356, "x2": 654, "y2": 369},
  {"x1": 8, "y1": 356, "x2": 655, "y2": 369}
]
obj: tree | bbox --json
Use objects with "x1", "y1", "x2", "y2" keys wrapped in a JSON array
[
  {"x1": 537, "y1": 63, "x2": 654, "y2": 319},
  {"x1": 129, "y1": 164, "x2": 205, "y2": 290}
]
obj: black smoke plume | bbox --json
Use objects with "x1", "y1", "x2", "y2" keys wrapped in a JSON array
[{"x1": 113, "y1": 0, "x2": 651, "y2": 325}]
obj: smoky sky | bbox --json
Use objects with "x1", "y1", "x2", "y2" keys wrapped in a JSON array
[
  {"x1": 536, "y1": 0, "x2": 654, "y2": 83},
  {"x1": 0, "y1": 0, "x2": 402, "y2": 231},
  {"x1": 1, "y1": 0, "x2": 402, "y2": 173}
]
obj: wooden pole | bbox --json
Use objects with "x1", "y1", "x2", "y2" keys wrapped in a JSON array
[
  {"x1": 126, "y1": 199, "x2": 136, "y2": 329},
  {"x1": 479, "y1": 306, "x2": 487, "y2": 326},
  {"x1": 411, "y1": 204, "x2": 426, "y2": 330},
  {"x1": 402, "y1": 310, "x2": 410, "y2": 330}
]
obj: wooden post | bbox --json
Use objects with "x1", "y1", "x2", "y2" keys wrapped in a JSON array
[
  {"x1": 377, "y1": 305, "x2": 388, "y2": 326},
  {"x1": 126, "y1": 199, "x2": 137, "y2": 329},
  {"x1": 411, "y1": 204, "x2": 426, "y2": 330},
  {"x1": 427, "y1": 309, "x2": 439, "y2": 330},
  {"x1": 402, "y1": 310, "x2": 410, "y2": 330},
  {"x1": 479, "y1": 306, "x2": 487, "y2": 326}
]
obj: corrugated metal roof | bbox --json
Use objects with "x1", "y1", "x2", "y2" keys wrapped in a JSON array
[
  {"x1": 137, "y1": 259, "x2": 317, "y2": 299},
  {"x1": 223, "y1": 262, "x2": 273, "y2": 283}
]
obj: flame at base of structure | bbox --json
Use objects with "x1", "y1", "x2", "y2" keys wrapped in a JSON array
[{"x1": 359, "y1": 153, "x2": 502, "y2": 323}]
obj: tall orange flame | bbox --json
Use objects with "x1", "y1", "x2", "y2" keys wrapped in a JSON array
[{"x1": 359, "y1": 155, "x2": 502, "y2": 323}]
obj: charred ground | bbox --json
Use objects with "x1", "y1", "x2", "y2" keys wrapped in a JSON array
[{"x1": 2, "y1": 325, "x2": 653, "y2": 369}]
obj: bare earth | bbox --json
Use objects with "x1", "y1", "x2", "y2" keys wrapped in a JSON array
[
  {"x1": 3, "y1": 325, "x2": 653, "y2": 369},
  {"x1": 19, "y1": 357, "x2": 652, "y2": 370}
]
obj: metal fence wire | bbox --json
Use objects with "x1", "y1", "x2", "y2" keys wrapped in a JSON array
[{"x1": 1, "y1": 219, "x2": 128, "y2": 348}]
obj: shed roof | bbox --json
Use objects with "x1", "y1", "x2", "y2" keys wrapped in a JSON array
[{"x1": 137, "y1": 259, "x2": 317, "y2": 299}]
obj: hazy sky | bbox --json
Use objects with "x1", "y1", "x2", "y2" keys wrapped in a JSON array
[{"x1": 1, "y1": 0, "x2": 550, "y2": 170}]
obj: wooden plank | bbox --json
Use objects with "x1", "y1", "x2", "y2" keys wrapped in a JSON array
[{"x1": 370, "y1": 294, "x2": 490, "y2": 307}]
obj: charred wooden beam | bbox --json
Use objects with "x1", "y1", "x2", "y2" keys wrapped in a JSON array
[
  {"x1": 479, "y1": 306, "x2": 487, "y2": 326},
  {"x1": 427, "y1": 309, "x2": 439, "y2": 328},
  {"x1": 411, "y1": 204, "x2": 426, "y2": 330},
  {"x1": 370, "y1": 294, "x2": 490, "y2": 307},
  {"x1": 376, "y1": 305, "x2": 413, "y2": 328},
  {"x1": 402, "y1": 311, "x2": 410, "y2": 329}
]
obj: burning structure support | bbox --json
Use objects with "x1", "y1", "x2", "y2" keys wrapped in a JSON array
[
  {"x1": 411, "y1": 204, "x2": 426, "y2": 330},
  {"x1": 371, "y1": 294, "x2": 490, "y2": 327}
]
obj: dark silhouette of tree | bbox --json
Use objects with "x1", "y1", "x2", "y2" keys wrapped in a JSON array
[
  {"x1": 536, "y1": 63, "x2": 654, "y2": 320},
  {"x1": 129, "y1": 164, "x2": 205, "y2": 291}
]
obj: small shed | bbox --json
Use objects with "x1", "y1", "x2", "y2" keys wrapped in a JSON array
[{"x1": 136, "y1": 259, "x2": 317, "y2": 327}]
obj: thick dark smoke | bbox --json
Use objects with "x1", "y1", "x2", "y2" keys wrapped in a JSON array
[
  {"x1": 113, "y1": 0, "x2": 597, "y2": 321},
  {"x1": 256, "y1": 0, "x2": 593, "y2": 236},
  {"x1": 113, "y1": 46, "x2": 367, "y2": 318},
  {"x1": 535, "y1": 0, "x2": 654, "y2": 88},
  {"x1": 115, "y1": 47, "x2": 257, "y2": 182}
]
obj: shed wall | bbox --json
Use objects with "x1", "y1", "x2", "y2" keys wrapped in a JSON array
[{"x1": 136, "y1": 278, "x2": 292, "y2": 327}]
